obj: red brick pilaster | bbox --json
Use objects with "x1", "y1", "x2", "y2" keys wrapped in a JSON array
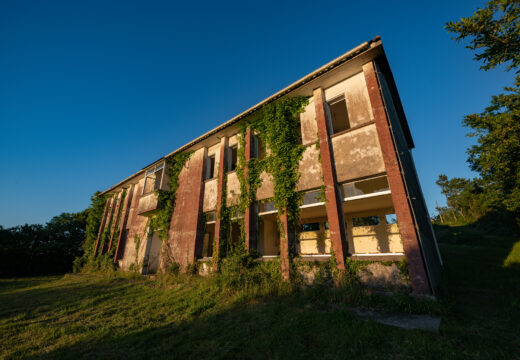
[
  {"x1": 213, "y1": 137, "x2": 228, "y2": 270},
  {"x1": 113, "y1": 184, "x2": 135, "y2": 262},
  {"x1": 243, "y1": 129, "x2": 256, "y2": 251},
  {"x1": 107, "y1": 192, "x2": 123, "y2": 252},
  {"x1": 94, "y1": 196, "x2": 116, "y2": 256},
  {"x1": 167, "y1": 148, "x2": 206, "y2": 270},
  {"x1": 279, "y1": 213, "x2": 291, "y2": 280},
  {"x1": 363, "y1": 61, "x2": 430, "y2": 294},
  {"x1": 314, "y1": 88, "x2": 348, "y2": 270},
  {"x1": 94, "y1": 197, "x2": 111, "y2": 256}
]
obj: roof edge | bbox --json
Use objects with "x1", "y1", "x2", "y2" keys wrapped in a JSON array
[{"x1": 100, "y1": 36, "x2": 381, "y2": 195}]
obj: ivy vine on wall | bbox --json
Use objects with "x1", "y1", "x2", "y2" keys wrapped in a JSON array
[
  {"x1": 149, "y1": 151, "x2": 192, "y2": 240},
  {"x1": 232, "y1": 96, "x2": 309, "y2": 247}
]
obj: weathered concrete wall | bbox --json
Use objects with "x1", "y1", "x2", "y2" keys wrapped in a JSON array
[
  {"x1": 344, "y1": 72, "x2": 374, "y2": 127},
  {"x1": 136, "y1": 192, "x2": 159, "y2": 215},
  {"x1": 300, "y1": 97, "x2": 317, "y2": 145},
  {"x1": 298, "y1": 217, "x2": 331, "y2": 255},
  {"x1": 203, "y1": 178, "x2": 217, "y2": 212},
  {"x1": 226, "y1": 171, "x2": 240, "y2": 206},
  {"x1": 332, "y1": 124, "x2": 385, "y2": 183},
  {"x1": 297, "y1": 145, "x2": 323, "y2": 191},
  {"x1": 256, "y1": 172, "x2": 274, "y2": 201},
  {"x1": 120, "y1": 181, "x2": 150, "y2": 271},
  {"x1": 167, "y1": 148, "x2": 205, "y2": 270},
  {"x1": 344, "y1": 208, "x2": 403, "y2": 254}
]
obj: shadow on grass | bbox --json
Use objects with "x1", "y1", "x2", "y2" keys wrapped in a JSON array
[
  {"x1": 2, "y1": 218, "x2": 520, "y2": 359},
  {"x1": 434, "y1": 221, "x2": 520, "y2": 357},
  {"x1": 24, "y1": 290, "x2": 450, "y2": 360}
]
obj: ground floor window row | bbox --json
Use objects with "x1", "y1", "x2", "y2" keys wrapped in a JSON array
[{"x1": 201, "y1": 212, "x2": 401, "y2": 259}]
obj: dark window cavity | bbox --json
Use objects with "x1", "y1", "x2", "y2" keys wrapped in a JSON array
[{"x1": 328, "y1": 96, "x2": 350, "y2": 134}]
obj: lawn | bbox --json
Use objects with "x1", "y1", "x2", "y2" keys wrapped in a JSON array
[{"x1": 0, "y1": 225, "x2": 519, "y2": 359}]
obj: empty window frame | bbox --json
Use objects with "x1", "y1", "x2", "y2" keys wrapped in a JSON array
[
  {"x1": 205, "y1": 155, "x2": 215, "y2": 180},
  {"x1": 142, "y1": 163, "x2": 165, "y2": 195},
  {"x1": 341, "y1": 175, "x2": 390, "y2": 200},
  {"x1": 352, "y1": 215, "x2": 380, "y2": 227},
  {"x1": 252, "y1": 134, "x2": 266, "y2": 160},
  {"x1": 328, "y1": 96, "x2": 350, "y2": 134},
  {"x1": 205, "y1": 211, "x2": 217, "y2": 223},
  {"x1": 302, "y1": 190, "x2": 322, "y2": 206},
  {"x1": 259, "y1": 201, "x2": 276, "y2": 214},
  {"x1": 301, "y1": 222, "x2": 320, "y2": 232},
  {"x1": 228, "y1": 145, "x2": 238, "y2": 172}
]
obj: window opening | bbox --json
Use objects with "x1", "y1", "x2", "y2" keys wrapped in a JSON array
[
  {"x1": 205, "y1": 155, "x2": 215, "y2": 180},
  {"x1": 352, "y1": 216, "x2": 380, "y2": 227},
  {"x1": 385, "y1": 213, "x2": 397, "y2": 224},
  {"x1": 142, "y1": 163, "x2": 165, "y2": 195},
  {"x1": 229, "y1": 145, "x2": 238, "y2": 172},
  {"x1": 328, "y1": 96, "x2": 350, "y2": 134},
  {"x1": 341, "y1": 176, "x2": 390, "y2": 199},
  {"x1": 301, "y1": 222, "x2": 320, "y2": 232}
]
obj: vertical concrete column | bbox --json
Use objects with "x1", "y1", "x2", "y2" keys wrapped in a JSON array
[
  {"x1": 167, "y1": 148, "x2": 206, "y2": 270},
  {"x1": 113, "y1": 184, "x2": 135, "y2": 262},
  {"x1": 213, "y1": 137, "x2": 228, "y2": 270},
  {"x1": 94, "y1": 194, "x2": 117, "y2": 255},
  {"x1": 243, "y1": 128, "x2": 256, "y2": 251},
  {"x1": 363, "y1": 61, "x2": 430, "y2": 294},
  {"x1": 314, "y1": 88, "x2": 348, "y2": 270},
  {"x1": 108, "y1": 192, "x2": 123, "y2": 252},
  {"x1": 279, "y1": 213, "x2": 291, "y2": 280},
  {"x1": 126, "y1": 183, "x2": 144, "y2": 261},
  {"x1": 94, "y1": 197, "x2": 111, "y2": 256}
]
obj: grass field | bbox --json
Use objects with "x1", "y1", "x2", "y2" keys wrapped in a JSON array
[{"x1": 1, "y1": 225, "x2": 519, "y2": 359}]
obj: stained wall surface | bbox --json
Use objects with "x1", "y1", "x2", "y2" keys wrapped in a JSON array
[{"x1": 166, "y1": 148, "x2": 205, "y2": 269}]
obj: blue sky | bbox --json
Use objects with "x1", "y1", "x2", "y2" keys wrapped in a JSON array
[{"x1": 0, "y1": 0, "x2": 512, "y2": 227}]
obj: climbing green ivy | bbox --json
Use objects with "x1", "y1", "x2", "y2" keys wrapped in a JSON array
[
  {"x1": 213, "y1": 165, "x2": 231, "y2": 269},
  {"x1": 234, "y1": 97, "x2": 308, "y2": 234},
  {"x1": 149, "y1": 152, "x2": 192, "y2": 240},
  {"x1": 315, "y1": 137, "x2": 327, "y2": 203}
]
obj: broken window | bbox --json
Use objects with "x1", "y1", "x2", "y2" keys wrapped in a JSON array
[
  {"x1": 352, "y1": 216, "x2": 380, "y2": 227},
  {"x1": 328, "y1": 96, "x2": 350, "y2": 134},
  {"x1": 385, "y1": 213, "x2": 397, "y2": 224},
  {"x1": 142, "y1": 163, "x2": 165, "y2": 195},
  {"x1": 301, "y1": 222, "x2": 320, "y2": 232},
  {"x1": 302, "y1": 190, "x2": 322, "y2": 206},
  {"x1": 228, "y1": 145, "x2": 238, "y2": 172},
  {"x1": 205, "y1": 155, "x2": 215, "y2": 180},
  {"x1": 259, "y1": 201, "x2": 276, "y2": 214},
  {"x1": 341, "y1": 176, "x2": 390, "y2": 199}
]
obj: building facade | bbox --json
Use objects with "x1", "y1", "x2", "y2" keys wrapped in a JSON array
[{"x1": 95, "y1": 37, "x2": 442, "y2": 294}]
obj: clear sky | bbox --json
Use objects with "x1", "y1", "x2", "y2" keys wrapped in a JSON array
[{"x1": 0, "y1": 0, "x2": 512, "y2": 227}]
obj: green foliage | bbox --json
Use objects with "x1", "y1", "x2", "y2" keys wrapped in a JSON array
[
  {"x1": 254, "y1": 97, "x2": 309, "y2": 226},
  {"x1": 213, "y1": 166, "x2": 230, "y2": 269},
  {"x1": 0, "y1": 211, "x2": 89, "y2": 276},
  {"x1": 443, "y1": 0, "x2": 520, "y2": 225},
  {"x1": 446, "y1": 0, "x2": 520, "y2": 72},
  {"x1": 435, "y1": 174, "x2": 497, "y2": 221},
  {"x1": 463, "y1": 79, "x2": 520, "y2": 213},
  {"x1": 218, "y1": 244, "x2": 284, "y2": 295},
  {"x1": 149, "y1": 152, "x2": 192, "y2": 240}
]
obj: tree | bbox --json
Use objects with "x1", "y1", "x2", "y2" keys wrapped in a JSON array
[
  {"x1": 446, "y1": 0, "x2": 520, "y2": 72},
  {"x1": 445, "y1": 0, "x2": 520, "y2": 216}
]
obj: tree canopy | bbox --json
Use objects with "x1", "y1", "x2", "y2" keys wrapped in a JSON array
[{"x1": 440, "y1": 0, "x2": 520, "y2": 223}]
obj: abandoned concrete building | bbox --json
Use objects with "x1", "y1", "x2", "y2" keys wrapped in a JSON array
[{"x1": 95, "y1": 37, "x2": 442, "y2": 295}]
